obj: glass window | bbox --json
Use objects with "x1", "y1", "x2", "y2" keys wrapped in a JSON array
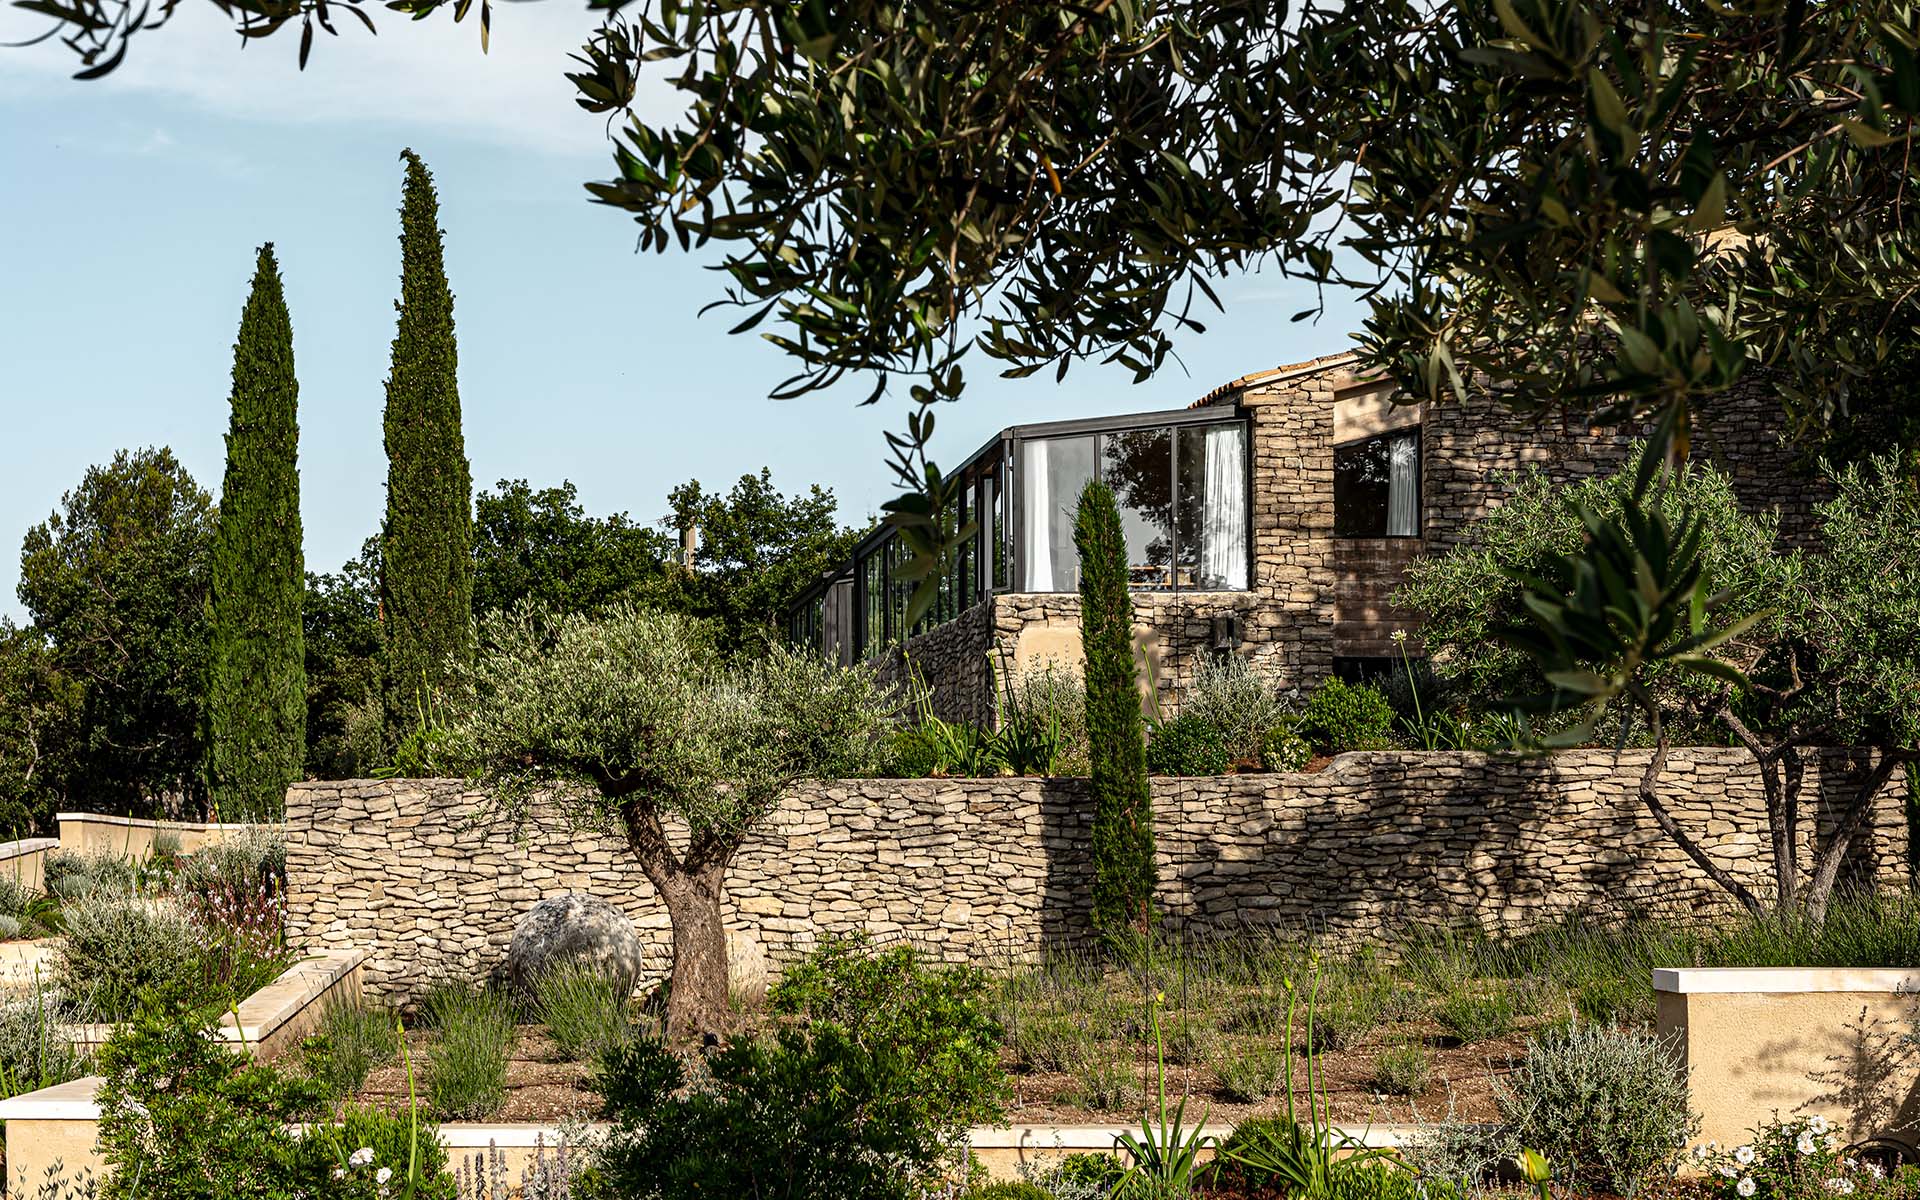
[
  {"x1": 1334, "y1": 429, "x2": 1421, "y2": 538},
  {"x1": 1176, "y1": 423, "x2": 1249, "y2": 590},
  {"x1": 990, "y1": 459, "x2": 1010, "y2": 592},
  {"x1": 1102, "y1": 427, "x2": 1175, "y2": 590},
  {"x1": 1020, "y1": 434, "x2": 1096, "y2": 591},
  {"x1": 862, "y1": 551, "x2": 885, "y2": 654}
]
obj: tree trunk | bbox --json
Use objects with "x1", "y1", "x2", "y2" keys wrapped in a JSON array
[
  {"x1": 1804, "y1": 750, "x2": 1909, "y2": 925},
  {"x1": 619, "y1": 798, "x2": 739, "y2": 1043},
  {"x1": 1635, "y1": 713, "x2": 1767, "y2": 917},
  {"x1": 651, "y1": 859, "x2": 733, "y2": 1042}
]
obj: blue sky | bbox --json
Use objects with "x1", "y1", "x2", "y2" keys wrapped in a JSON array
[{"x1": 0, "y1": 3, "x2": 1366, "y2": 621}]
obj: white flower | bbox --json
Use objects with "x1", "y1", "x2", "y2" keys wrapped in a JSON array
[
  {"x1": 1720, "y1": 1166, "x2": 1741, "y2": 1179},
  {"x1": 1694, "y1": 1146, "x2": 1712, "y2": 1162},
  {"x1": 1809, "y1": 1117, "x2": 1832, "y2": 1135},
  {"x1": 331, "y1": 1169, "x2": 345, "y2": 1180},
  {"x1": 376, "y1": 1168, "x2": 392, "y2": 1184},
  {"x1": 1799, "y1": 1134, "x2": 1820, "y2": 1156},
  {"x1": 1738, "y1": 1177, "x2": 1757, "y2": 1197},
  {"x1": 1736, "y1": 1145, "x2": 1756, "y2": 1165},
  {"x1": 349, "y1": 1147, "x2": 375, "y2": 1167},
  {"x1": 1825, "y1": 1180, "x2": 1854, "y2": 1195},
  {"x1": 1827, "y1": 1133, "x2": 1843, "y2": 1152},
  {"x1": 1865, "y1": 1163, "x2": 1887, "y2": 1180}
]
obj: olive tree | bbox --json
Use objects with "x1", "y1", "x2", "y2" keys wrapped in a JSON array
[
  {"x1": 458, "y1": 602, "x2": 893, "y2": 1039},
  {"x1": 1409, "y1": 444, "x2": 1920, "y2": 921}
]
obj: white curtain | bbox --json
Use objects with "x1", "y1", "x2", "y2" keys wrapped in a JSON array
[
  {"x1": 1201, "y1": 424, "x2": 1249, "y2": 589},
  {"x1": 1387, "y1": 432, "x2": 1419, "y2": 537},
  {"x1": 1022, "y1": 438, "x2": 1053, "y2": 591}
]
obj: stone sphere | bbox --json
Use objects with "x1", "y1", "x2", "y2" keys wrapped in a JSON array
[{"x1": 501, "y1": 893, "x2": 645, "y2": 1001}]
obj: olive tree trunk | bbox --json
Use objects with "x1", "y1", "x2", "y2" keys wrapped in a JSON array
[{"x1": 622, "y1": 801, "x2": 738, "y2": 1041}]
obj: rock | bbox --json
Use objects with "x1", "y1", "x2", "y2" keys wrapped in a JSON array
[
  {"x1": 727, "y1": 928, "x2": 770, "y2": 1000},
  {"x1": 500, "y1": 893, "x2": 644, "y2": 1001}
]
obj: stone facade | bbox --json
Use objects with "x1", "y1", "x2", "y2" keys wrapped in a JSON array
[
  {"x1": 285, "y1": 749, "x2": 1907, "y2": 1006},
  {"x1": 888, "y1": 356, "x2": 1827, "y2": 720}
]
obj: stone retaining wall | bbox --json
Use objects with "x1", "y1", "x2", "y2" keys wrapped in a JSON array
[{"x1": 285, "y1": 749, "x2": 1909, "y2": 1006}]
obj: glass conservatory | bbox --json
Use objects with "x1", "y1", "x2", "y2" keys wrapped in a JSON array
[{"x1": 787, "y1": 406, "x2": 1251, "y2": 662}]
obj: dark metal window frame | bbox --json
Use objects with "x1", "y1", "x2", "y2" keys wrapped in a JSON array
[
  {"x1": 1332, "y1": 425, "x2": 1424, "y2": 540},
  {"x1": 790, "y1": 405, "x2": 1252, "y2": 658},
  {"x1": 1011, "y1": 413, "x2": 1252, "y2": 596}
]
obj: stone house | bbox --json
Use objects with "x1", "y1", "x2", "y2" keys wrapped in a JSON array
[{"x1": 785, "y1": 350, "x2": 1815, "y2": 722}]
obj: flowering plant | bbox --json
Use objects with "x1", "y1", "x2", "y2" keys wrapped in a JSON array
[{"x1": 1692, "y1": 1115, "x2": 1920, "y2": 1200}]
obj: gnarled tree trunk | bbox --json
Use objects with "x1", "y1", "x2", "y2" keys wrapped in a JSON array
[{"x1": 621, "y1": 799, "x2": 739, "y2": 1041}]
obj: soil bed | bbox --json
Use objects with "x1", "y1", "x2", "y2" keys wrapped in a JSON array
[{"x1": 357, "y1": 1025, "x2": 600, "y2": 1123}]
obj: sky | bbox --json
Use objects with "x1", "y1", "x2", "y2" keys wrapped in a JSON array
[{"x1": 0, "y1": 2, "x2": 1367, "y2": 622}]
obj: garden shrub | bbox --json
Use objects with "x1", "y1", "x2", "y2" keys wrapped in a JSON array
[
  {"x1": 302, "y1": 996, "x2": 399, "y2": 1099},
  {"x1": 1260, "y1": 719, "x2": 1313, "y2": 772},
  {"x1": 965, "y1": 1183, "x2": 1052, "y2": 1200},
  {"x1": 884, "y1": 727, "x2": 941, "y2": 778},
  {"x1": 1373, "y1": 1041, "x2": 1432, "y2": 1096},
  {"x1": 287, "y1": 1103, "x2": 456, "y2": 1200},
  {"x1": 56, "y1": 892, "x2": 200, "y2": 1022},
  {"x1": 1013, "y1": 1013, "x2": 1088, "y2": 1073},
  {"x1": 1400, "y1": 1114, "x2": 1521, "y2": 1199},
  {"x1": 596, "y1": 936, "x2": 1009, "y2": 1200},
  {"x1": 1145, "y1": 714, "x2": 1232, "y2": 776},
  {"x1": 94, "y1": 986, "x2": 324, "y2": 1200},
  {"x1": 1299, "y1": 677, "x2": 1395, "y2": 754},
  {"x1": 1308, "y1": 984, "x2": 1385, "y2": 1051},
  {"x1": 1058, "y1": 1056, "x2": 1132, "y2": 1112},
  {"x1": 44, "y1": 849, "x2": 134, "y2": 900},
  {"x1": 422, "y1": 983, "x2": 517, "y2": 1121},
  {"x1": 0, "y1": 981, "x2": 88, "y2": 1100},
  {"x1": 1215, "y1": 1041, "x2": 1283, "y2": 1102},
  {"x1": 1038, "y1": 1152, "x2": 1125, "y2": 1199},
  {"x1": 176, "y1": 827, "x2": 287, "y2": 902},
  {"x1": 1179, "y1": 655, "x2": 1288, "y2": 764},
  {"x1": 536, "y1": 964, "x2": 631, "y2": 1061},
  {"x1": 1689, "y1": 1114, "x2": 1916, "y2": 1200},
  {"x1": 0, "y1": 915, "x2": 18, "y2": 941},
  {"x1": 1436, "y1": 986, "x2": 1515, "y2": 1044},
  {"x1": 1001, "y1": 659, "x2": 1088, "y2": 775},
  {"x1": 1497, "y1": 1023, "x2": 1697, "y2": 1196}
]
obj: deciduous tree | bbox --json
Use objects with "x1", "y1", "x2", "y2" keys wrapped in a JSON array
[{"x1": 18, "y1": 448, "x2": 215, "y2": 814}]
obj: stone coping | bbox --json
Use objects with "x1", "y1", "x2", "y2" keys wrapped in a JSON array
[
  {"x1": 0, "y1": 1073, "x2": 101, "y2": 1121},
  {"x1": 0, "y1": 836, "x2": 58, "y2": 860},
  {"x1": 56, "y1": 812, "x2": 282, "y2": 834},
  {"x1": 1653, "y1": 967, "x2": 1920, "y2": 994},
  {"x1": 0, "y1": 1079, "x2": 1420, "y2": 1155},
  {"x1": 61, "y1": 948, "x2": 367, "y2": 1049}
]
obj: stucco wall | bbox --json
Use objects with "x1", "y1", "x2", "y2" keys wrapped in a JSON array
[{"x1": 284, "y1": 749, "x2": 1907, "y2": 1007}]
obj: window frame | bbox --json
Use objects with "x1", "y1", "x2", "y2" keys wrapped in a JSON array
[{"x1": 1332, "y1": 426, "x2": 1423, "y2": 540}]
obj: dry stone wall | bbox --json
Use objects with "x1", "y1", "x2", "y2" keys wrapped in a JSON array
[{"x1": 286, "y1": 749, "x2": 1908, "y2": 1006}]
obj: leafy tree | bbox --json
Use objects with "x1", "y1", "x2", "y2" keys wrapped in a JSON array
[
  {"x1": 206, "y1": 243, "x2": 307, "y2": 818},
  {"x1": 31, "y1": 1, "x2": 1920, "y2": 615},
  {"x1": 304, "y1": 538, "x2": 384, "y2": 779},
  {"x1": 0, "y1": 619, "x2": 80, "y2": 834},
  {"x1": 1074, "y1": 480, "x2": 1153, "y2": 940},
  {"x1": 472, "y1": 478, "x2": 672, "y2": 616},
  {"x1": 458, "y1": 601, "x2": 891, "y2": 1038},
  {"x1": 18, "y1": 448, "x2": 214, "y2": 814},
  {"x1": 381, "y1": 148, "x2": 473, "y2": 739},
  {"x1": 655, "y1": 470, "x2": 861, "y2": 658},
  {"x1": 1414, "y1": 445, "x2": 1919, "y2": 921}
]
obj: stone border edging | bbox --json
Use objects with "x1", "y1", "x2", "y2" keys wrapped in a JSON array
[{"x1": 1653, "y1": 966, "x2": 1920, "y2": 994}]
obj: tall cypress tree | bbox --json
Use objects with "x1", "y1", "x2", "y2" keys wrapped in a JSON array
[
  {"x1": 206, "y1": 243, "x2": 306, "y2": 818},
  {"x1": 381, "y1": 149, "x2": 473, "y2": 740},
  {"x1": 1075, "y1": 479, "x2": 1155, "y2": 941}
]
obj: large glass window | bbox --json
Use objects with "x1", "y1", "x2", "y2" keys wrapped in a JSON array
[
  {"x1": 1334, "y1": 429, "x2": 1421, "y2": 538},
  {"x1": 1020, "y1": 434, "x2": 1096, "y2": 591},
  {"x1": 1018, "y1": 420, "x2": 1248, "y2": 593},
  {"x1": 1103, "y1": 427, "x2": 1175, "y2": 590},
  {"x1": 1176, "y1": 422, "x2": 1249, "y2": 589}
]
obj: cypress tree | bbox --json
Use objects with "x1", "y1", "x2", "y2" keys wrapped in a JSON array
[
  {"x1": 1075, "y1": 479, "x2": 1155, "y2": 941},
  {"x1": 381, "y1": 148, "x2": 473, "y2": 740},
  {"x1": 206, "y1": 243, "x2": 306, "y2": 818}
]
